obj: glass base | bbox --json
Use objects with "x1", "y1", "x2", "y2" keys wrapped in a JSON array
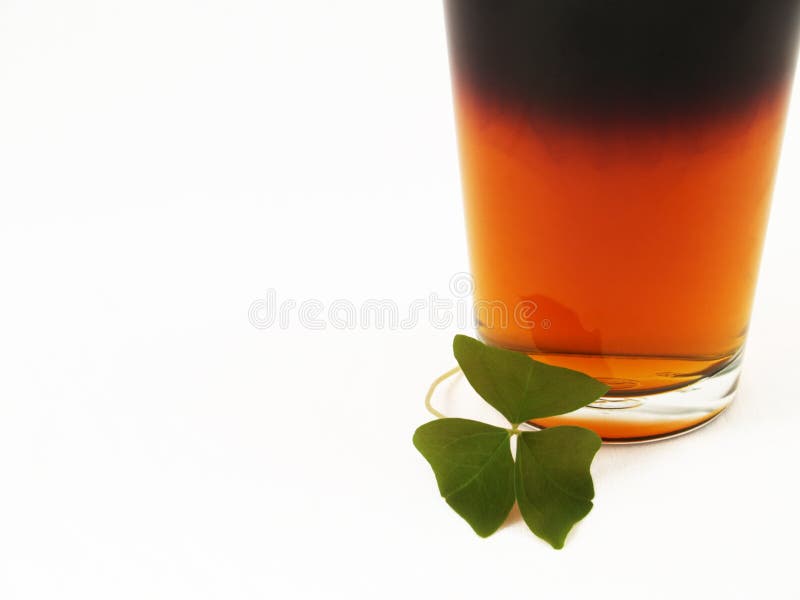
[{"x1": 522, "y1": 354, "x2": 742, "y2": 443}]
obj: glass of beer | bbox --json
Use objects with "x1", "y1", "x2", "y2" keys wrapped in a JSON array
[{"x1": 445, "y1": 1, "x2": 800, "y2": 441}]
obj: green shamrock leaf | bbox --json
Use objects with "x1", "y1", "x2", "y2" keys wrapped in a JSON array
[
  {"x1": 453, "y1": 334, "x2": 610, "y2": 426},
  {"x1": 414, "y1": 335, "x2": 608, "y2": 547},
  {"x1": 515, "y1": 427, "x2": 601, "y2": 549},
  {"x1": 413, "y1": 419, "x2": 515, "y2": 538}
]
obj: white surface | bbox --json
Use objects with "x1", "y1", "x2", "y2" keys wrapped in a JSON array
[{"x1": 1, "y1": 2, "x2": 799, "y2": 598}]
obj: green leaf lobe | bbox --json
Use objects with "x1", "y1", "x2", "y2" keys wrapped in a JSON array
[
  {"x1": 413, "y1": 419, "x2": 515, "y2": 537},
  {"x1": 453, "y1": 335, "x2": 610, "y2": 426},
  {"x1": 514, "y1": 427, "x2": 602, "y2": 549}
]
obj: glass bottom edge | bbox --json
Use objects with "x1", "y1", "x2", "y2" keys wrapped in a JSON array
[{"x1": 521, "y1": 353, "x2": 742, "y2": 444}]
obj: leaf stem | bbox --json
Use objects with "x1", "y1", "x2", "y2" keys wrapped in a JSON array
[{"x1": 424, "y1": 366, "x2": 462, "y2": 419}]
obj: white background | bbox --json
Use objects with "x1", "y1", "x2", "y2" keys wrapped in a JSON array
[{"x1": 1, "y1": 1, "x2": 799, "y2": 598}]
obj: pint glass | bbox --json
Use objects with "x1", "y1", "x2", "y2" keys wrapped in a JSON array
[{"x1": 445, "y1": 1, "x2": 800, "y2": 441}]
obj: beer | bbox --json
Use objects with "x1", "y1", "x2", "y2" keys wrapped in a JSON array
[{"x1": 445, "y1": 1, "x2": 800, "y2": 440}]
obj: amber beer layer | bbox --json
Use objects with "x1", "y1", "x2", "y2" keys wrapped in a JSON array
[{"x1": 445, "y1": 1, "x2": 800, "y2": 439}]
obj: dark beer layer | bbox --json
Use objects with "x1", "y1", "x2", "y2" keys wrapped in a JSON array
[{"x1": 444, "y1": 0, "x2": 800, "y2": 121}]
